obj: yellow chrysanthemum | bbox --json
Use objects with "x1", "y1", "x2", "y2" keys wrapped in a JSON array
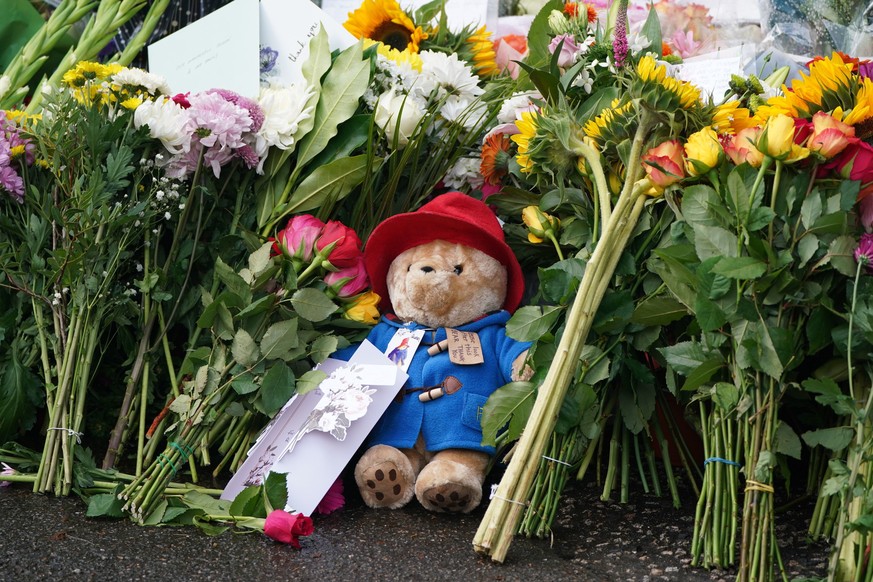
[
  {"x1": 344, "y1": 0, "x2": 427, "y2": 53},
  {"x1": 121, "y1": 97, "x2": 142, "y2": 110},
  {"x1": 466, "y1": 26, "x2": 499, "y2": 77},
  {"x1": 10, "y1": 145, "x2": 26, "y2": 158},
  {"x1": 365, "y1": 38, "x2": 423, "y2": 71},
  {"x1": 511, "y1": 110, "x2": 539, "y2": 173}
]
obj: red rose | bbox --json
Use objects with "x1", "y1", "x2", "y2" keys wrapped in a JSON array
[
  {"x1": 315, "y1": 220, "x2": 363, "y2": 269},
  {"x1": 263, "y1": 510, "x2": 314, "y2": 548},
  {"x1": 826, "y1": 140, "x2": 873, "y2": 200}
]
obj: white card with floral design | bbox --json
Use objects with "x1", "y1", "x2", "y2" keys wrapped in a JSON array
[{"x1": 221, "y1": 340, "x2": 406, "y2": 516}]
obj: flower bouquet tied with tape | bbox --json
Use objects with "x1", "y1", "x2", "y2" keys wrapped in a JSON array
[{"x1": 469, "y1": 2, "x2": 873, "y2": 580}]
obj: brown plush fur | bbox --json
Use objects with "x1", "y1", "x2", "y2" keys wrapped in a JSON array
[
  {"x1": 355, "y1": 240, "x2": 528, "y2": 513},
  {"x1": 386, "y1": 240, "x2": 507, "y2": 329}
]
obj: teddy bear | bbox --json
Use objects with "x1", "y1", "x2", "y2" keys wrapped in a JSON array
[{"x1": 352, "y1": 191, "x2": 531, "y2": 513}]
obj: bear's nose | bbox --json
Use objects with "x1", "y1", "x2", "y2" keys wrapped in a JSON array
[{"x1": 420, "y1": 266, "x2": 434, "y2": 273}]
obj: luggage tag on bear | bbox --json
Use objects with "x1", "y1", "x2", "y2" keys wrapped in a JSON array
[
  {"x1": 384, "y1": 328, "x2": 425, "y2": 373},
  {"x1": 445, "y1": 328, "x2": 485, "y2": 365}
]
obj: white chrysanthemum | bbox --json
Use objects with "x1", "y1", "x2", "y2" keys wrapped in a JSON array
[
  {"x1": 441, "y1": 96, "x2": 489, "y2": 129},
  {"x1": 442, "y1": 156, "x2": 484, "y2": 190},
  {"x1": 414, "y1": 51, "x2": 484, "y2": 104},
  {"x1": 133, "y1": 97, "x2": 193, "y2": 155},
  {"x1": 0, "y1": 76, "x2": 10, "y2": 99},
  {"x1": 112, "y1": 67, "x2": 171, "y2": 95},
  {"x1": 497, "y1": 91, "x2": 542, "y2": 124},
  {"x1": 373, "y1": 88, "x2": 426, "y2": 149},
  {"x1": 256, "y1": 81, "x2": 316, "y2": 152}
]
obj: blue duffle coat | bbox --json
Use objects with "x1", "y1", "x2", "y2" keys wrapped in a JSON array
[{"x1": 354, "y1": 311, "x2": 530, "y2": 455}]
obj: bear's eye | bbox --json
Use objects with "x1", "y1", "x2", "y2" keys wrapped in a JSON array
[{"x1": 453, "y1": 265, "x2": 463, "y2": 275}]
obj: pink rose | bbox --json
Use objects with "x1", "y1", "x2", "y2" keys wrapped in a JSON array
[
  {"x1": 548, "y1": 34, "x2": 580, "y2": 68},
  {"x1": 807, "y1": 111, "x2": 855, "y2": 159},
  {"x1": 263, "y1": 510, "x2": 314, "y2": 548},
  {"x1": 324, "y1": 256, "x2": 369, "y2": 298},
  {"x1": 316, "y1": 220, "x2": 363, "y2": 269},
  {"x1": 826, "y1": 140, "x2": 873, "y2": 200},
  {"x1": 724, "y1": 127, "x2": 765, "y2": 168},
  {"x1": 276, "y1": 215, "x2": 325, "y2": 261},
  {"x1": 642, "y1": 140, "x2": 686, "y2": 188}
]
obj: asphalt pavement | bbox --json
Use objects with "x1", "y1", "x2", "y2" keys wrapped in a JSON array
[{"x1": 0, "y1": 476, "x2": 829, "y2": 582}]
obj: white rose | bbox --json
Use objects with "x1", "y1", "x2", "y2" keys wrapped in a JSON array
[{"x1": 374, "y1": 90, "x2": 425, "y2": 149}]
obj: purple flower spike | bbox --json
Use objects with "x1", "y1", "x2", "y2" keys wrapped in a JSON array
[{"x1": 612, "y1": 0, "x2": 629, "y2": 68}]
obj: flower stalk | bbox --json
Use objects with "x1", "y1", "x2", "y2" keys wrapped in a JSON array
[{"x1": 475, "y1": 114, "x2": 654, "y2": 561}]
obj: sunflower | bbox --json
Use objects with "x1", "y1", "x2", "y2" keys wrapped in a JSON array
[
  {"x1": 632, "y1": 56, "x2": 700, "y2": 111},
  {"x1": 344, "y1": 0, "x2": 427, "y2": 54},
  {"x1": 583, "y1": 99, "x2": 635, "y2": 145},
  {"x1": 512, "y1": 111, "x2": 539, "y2": 174},
  {"x1": 464, "y1": 26, "x2": 499, "y2": 78},
  {"x1": 480, "y1": 132, "x2": 513, "y2": 184}
]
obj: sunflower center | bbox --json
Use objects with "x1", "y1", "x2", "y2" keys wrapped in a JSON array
[{"x1": 373, "y1": 22, "x2": 413, "y2": 51}]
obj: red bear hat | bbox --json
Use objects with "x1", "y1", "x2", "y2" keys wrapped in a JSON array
[{"x1": 364, "y1": 192, "x2": 525, "y2": 314}]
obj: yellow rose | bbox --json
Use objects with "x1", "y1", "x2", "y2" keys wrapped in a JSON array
[
  {"x1": 684, "y1": 126, "x2": 722, "y2": 176},
  {"x1": 756, "y1": 114, "x2": 796, "y2": 160},
  {"x1": 344, "y1": 291, "x2": 381, "y2": 325},
  {"x1": 522, "y1": 206, "x2": 559, "y2": 244}
]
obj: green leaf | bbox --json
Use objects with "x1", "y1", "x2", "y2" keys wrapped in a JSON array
[
  {"x1": 691, "y1": 224, "x2": 738, "y2": 260},
  {"x1": 801, "y1": 191, "x2": 823, "y2": 229},
  {"x1": 525, "y1": 0, "x2": 564, "y2": 69},
  {"x1": 775, "y1": 422, "x2": 802, "y2": 460},
  {"x1": 580, "y1": 345, "x2": 610, "y2": 385},
  {"x1": 296, "y1": 368, "x2": 327, "y2": 395},
  {"x1": 711, "y1": 381, "x2": 738, "y2": 411},
  {"x1": 295, "y1": 42, "x2": 370, "y2": 170},
  {"x1": 828, "y1": 235, "x2": 857, "y2": 277},
  {"x1": 481, "y1": 381, "x2": 536, "y2": 447},
  {"x1": 639, "y1": 5, "x2": 663, "y2": 54},
  {"x1": 711, "y1": 256, "x2": 767, "y2": 280},
  {"x1": 285, "y1": 154, "x2": 370, "y2": 215},
  {"x1": 264, "y1": 471, "x2": 289, "y2": 511},
  {"x1": 506, "y1": 305, "x2": 563, "y2": 342},
  {"x1": 230, "y1": 486, "x2": 265, "y2": 518},
  {"x1": 619, "y1": 382, "x2": 655, "y2": 434},
  {"x1": 231, "y1": 329, "x2": 260, "y2": 367},
  {"x1": 658, "y1": 341, "x2": 707, "y2": 375},
  {"x1": 214, "y1": 258, "x2": 252, "y2": 306},
  {"x1": 260, "y1": 319, "x2": 300, "y2": 359},
  {"x1": 260, "y1": 362, "x2": 295, "y2": 416},
  {"x1": 310, "y1": 335, "x2": 339, "y2": 362},
  {"x1": 0, "y1": 350, "x2": 42, "y2": 443},
  {"x1": 796, "y1": 234, "x2": 819, "y2": 266},
  {"x1": 681, "y1": 358, "x2": 724, "y2": 392},
  {"x1": 236, "y1": 294, "x2": 278, "y2": 321},
  {"x1": 247, "y1": 242, "x2": 275, "y2": 278},
  {"x1": 682, "y1": 184, "x2": 721, "y2": 227},
  {"x1": 631, "y1": 296, "x2": 688, "y2": 326},
  {"x1": 231, "y1": 372, "x2": 259, "y2": 396},
  {"x1": 291, "y1": 288, "x2": 339, "y2": 322},
  {"x1": 801, "y1": 427, "x2": 854, "y2": 452},
  {"x1": 86, "y1": 493, "x2": 126, "y2": 518}
]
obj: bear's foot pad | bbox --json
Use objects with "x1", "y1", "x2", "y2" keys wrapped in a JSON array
[
  {"x1": 419, "y1": 483, "x2": 476, "y2": 513},
  {"x1": 359, "y1": 462, "x2": 410, "y2": 508}
]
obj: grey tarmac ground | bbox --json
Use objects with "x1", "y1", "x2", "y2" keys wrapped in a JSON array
[{"x1": 0, "y1": 474, "x2": 831, "y2": 582}]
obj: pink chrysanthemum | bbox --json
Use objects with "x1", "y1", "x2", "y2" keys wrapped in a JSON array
[{"x1": 315, "y1": 477, "x2": 345, "y2": 514}]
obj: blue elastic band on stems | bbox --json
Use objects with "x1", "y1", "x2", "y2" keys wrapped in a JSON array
[{"x1": 704, "y1": 457, "x2": 742, "y2": 468}]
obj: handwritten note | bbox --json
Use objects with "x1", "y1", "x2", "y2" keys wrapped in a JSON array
[
  {"x1": 446, "y1": 328, "x2": 484, "y2": 365},
  {"x1": 148, "y1": 0, "x2": 260, "y2": 96},
  {"x1": 260, "y1": 0, "x2": 356, "y2": 86}
]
